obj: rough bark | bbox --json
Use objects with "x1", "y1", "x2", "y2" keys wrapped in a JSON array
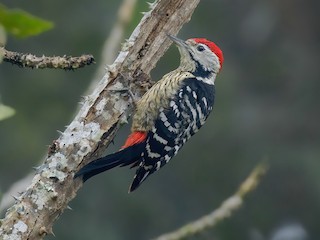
[
  {"x1": 0, "y1": 0, "x2": 200, "y2": 239},
  {"x1": 1, "y1": 48, "x2": 94, "y2": 69},
  {"x1": 0, "y1": 0, "x2": 137, "y2": 213}
]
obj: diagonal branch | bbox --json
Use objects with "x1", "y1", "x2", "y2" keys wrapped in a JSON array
[
  {"x1": 0, "y1": 0, "x2": 200, "y2": 239},
  {"x1": 94, "y1": 0, "x2": 138, "y2": 80},
  {"x1": 0, "y1": 0, "x2": 137, "y2": 213},
  {"x1": 153, "y1": 162, "x2": 268, "y2": 240}
]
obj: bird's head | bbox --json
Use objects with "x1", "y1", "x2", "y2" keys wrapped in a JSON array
[{"x1": 168, "y1": 35, "x2": 224, "y2": 77}]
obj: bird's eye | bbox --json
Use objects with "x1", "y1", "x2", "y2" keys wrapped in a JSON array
[{"x1": 197, "y1": 45, "x2": 205, "y2": 52}]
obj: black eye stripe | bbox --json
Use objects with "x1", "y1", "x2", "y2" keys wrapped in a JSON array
[{"x1": 197, "y1": 45, "x2": 205, "y2": 52}]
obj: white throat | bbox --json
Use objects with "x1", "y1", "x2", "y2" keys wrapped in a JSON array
[{"x1": 195, "y1": 72, "x2": 217, "y2": 85}]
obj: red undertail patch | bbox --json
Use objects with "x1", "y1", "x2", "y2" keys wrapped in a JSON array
[{"x1": 121, "y1": 131, "x2": 147, "y2": 149}]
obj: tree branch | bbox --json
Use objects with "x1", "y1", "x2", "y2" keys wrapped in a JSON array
[
  {"x1": 94, "y1": 0, "x2": 138, "y2": 80},
  {"x1": 153, "y1": 162, "x2": 268, "y2": 240},
  {"x1": 0, "y1": 174, "x2": 33, "y2": 213},
  {"x1": 0, "y1": 0, "x2": 200, "y2": 239},
  {"x1": 1, "y1": 47, "x2": 95, "y2": 70},
  {"x1": 0, "y1": 0, "x2": 137, "y2": 214}
]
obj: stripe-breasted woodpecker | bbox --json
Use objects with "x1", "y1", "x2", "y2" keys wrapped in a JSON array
[{"x1": 75, "y1": 35, "x2": 224, "y2": 192}]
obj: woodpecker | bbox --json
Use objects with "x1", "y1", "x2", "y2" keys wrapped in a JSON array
[{"x1": 75, "y1": 35, "x2": 224, "y2": 192}]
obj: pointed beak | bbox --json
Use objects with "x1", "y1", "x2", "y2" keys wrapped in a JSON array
[{"x1": 167, "y1": 34, "x2": 188, "y2": 49}]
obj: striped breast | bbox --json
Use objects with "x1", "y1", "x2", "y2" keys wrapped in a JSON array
[{"x1": 141, "y1": 77, "x2": 215, "y2": 173}]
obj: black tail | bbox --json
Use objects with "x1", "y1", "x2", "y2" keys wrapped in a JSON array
[
  {"x1": 75, "y1": 143, "x2": 144, "y2": 182},
  {"x1": 129, "y1": 167, "x2": 152, "y2": 192}
]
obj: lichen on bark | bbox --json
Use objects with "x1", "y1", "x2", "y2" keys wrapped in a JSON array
[{"x1": 0, "y1": 0, "x2": 200, "y2": 239}]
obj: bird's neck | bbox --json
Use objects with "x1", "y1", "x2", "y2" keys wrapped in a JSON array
[
  {"x1": 178, "y1": 65, "x2": 217, "y2": 85},
  {"x1": 196, "y1": 72, "x2": 216, "y2": 85}
]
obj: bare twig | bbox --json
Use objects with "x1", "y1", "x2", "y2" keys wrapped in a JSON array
[
  {"x1": 153, "y1": 162, "x2": 268, "y2": 240},
  {"x1": 2, "y1": 47, "x2": 95, "y2": 70},
  {"x1": 0, "y1": 0, "x2": 200, "y2": 239},
  {"x1": 95, "y1": 0, "x2": 138, "y2": 79}
]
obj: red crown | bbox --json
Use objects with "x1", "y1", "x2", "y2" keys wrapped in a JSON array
[{"x1": 191, "y1": 38, "x2": 224, "y2": 69}]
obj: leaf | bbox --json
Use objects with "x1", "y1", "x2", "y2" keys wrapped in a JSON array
[
  {"x1": 0, "y1": 24, "x2": 6, "y2": 46},
  {"x1": 0, "y1": 103, "x2": 15, "y2": 121},
  {"x1": 0, "y1": 46, "x2": 4, "y2": 63},
  {"x1": 0, "y1": 4, "x2": 53, "y2": 38}
]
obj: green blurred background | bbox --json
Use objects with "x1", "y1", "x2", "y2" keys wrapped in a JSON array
[{"x1": 0, "y1": 0, "x2": 319, "y2": 239}]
